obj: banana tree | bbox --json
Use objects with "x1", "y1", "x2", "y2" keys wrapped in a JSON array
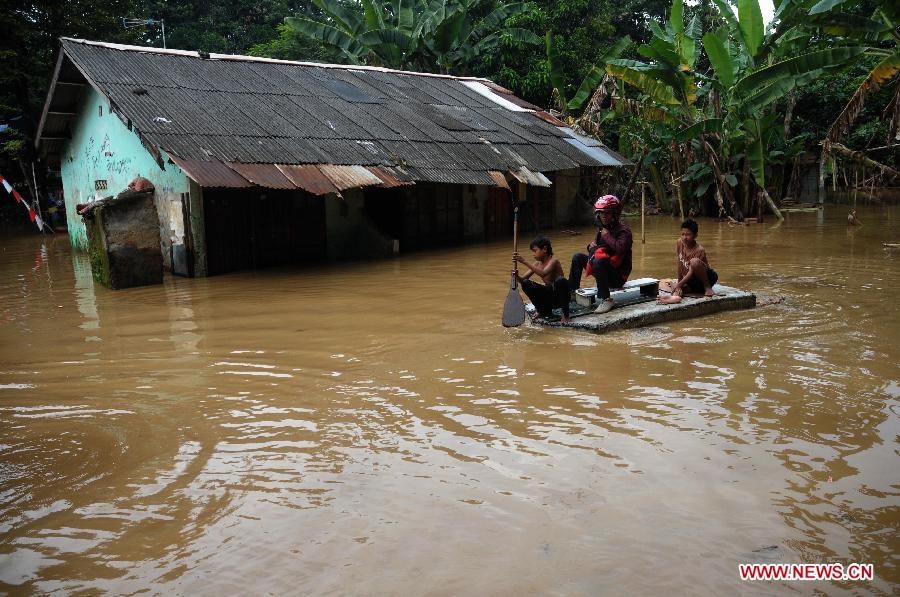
[
  {"x1": 804, "y1": 0, "x2": 900, "y2": 149},
  {"x1": 285, "y1": 0, "x2": 540, "y2": 72},
  {"x1": 545, "y1": 33, "x2": 632, "y2": 116},
  {"x1": 600, "y1": 0, "x2": 866, "y2": 219}
]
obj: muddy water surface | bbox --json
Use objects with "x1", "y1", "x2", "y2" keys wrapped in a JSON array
[{"x1": 1, "y1": 205, "x2": 898, "y2": 594}]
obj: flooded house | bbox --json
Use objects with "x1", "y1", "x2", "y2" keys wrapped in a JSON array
[{"x1": 36, "y1": 38, "x2": 629, "y2": 277}]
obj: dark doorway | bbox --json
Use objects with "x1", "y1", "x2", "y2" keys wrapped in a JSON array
[
  {"x1": 364, "y1": 183, "x2": 464, "y2": 251},
  {"x1": 517, "y1": 174, "x2": 557, "y2": 235},
  {"x1": 203, "y1": 188, "x2": 326, "y2": 275},
  {"x1": 484, "y1": 186, "x2": 512, "y2": 241}
]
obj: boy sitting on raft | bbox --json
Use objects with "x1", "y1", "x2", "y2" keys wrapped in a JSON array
[
  {"x1": 514, "y1": 236, "x2": 571, "y2": 323},
  {"x1": 658, "y1": 218, "x2": 718, "y2": 304}
]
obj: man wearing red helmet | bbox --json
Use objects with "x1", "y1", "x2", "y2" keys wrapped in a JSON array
[{"x1": 568, "y1": 194, "x2": 633, "y2": 313}]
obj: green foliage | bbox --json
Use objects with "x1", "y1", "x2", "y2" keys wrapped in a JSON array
[
  {"x1": 702, "y1": 30, "x2": 735, "y2": 87},
  {"x1": 595, "y1": 0, "x2": 872, "y2": 216},
  {"x1": 249, "y1": 22, "x2": 344, "y2": 62},
  {"x1": 0, "y1": 0, "x2": 139, "y2": 179},
  {"x1": 792, "y1": 56, "x2": 896, "y2": 151},
  {"x1": 278, "y1": 0, "x2": 540, "y2": 72},
  {"x1": 3, "y1": 0, "x2": 893, "y2": 213},
  {"x1": 138, "y1": 0, "x2": 295, "y2": 54},
  {"x1": 737, "y1": 0, "x2": 764, "y2": 57}
]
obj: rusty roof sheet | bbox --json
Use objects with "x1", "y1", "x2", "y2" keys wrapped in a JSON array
[
  {"x1": 226, "y1": 162, "x2": 295, "y2": 189},
  {"x1": 367, "y1": 167, "x2": 415, "y2": 188},
  {"x1": 275, "y1": 164, "x2": 339, "y2": 195},
  {"x1": 318, "y1": 165, "x2": 383, "y2": 191},
  {"x1": 168, "y1": 155, "x2": 253, "y2": 188},
  {"x1": 533, "y1": 111, "x2": 567, "y2": 127},
  {"x1": 488, "y1": 171, "x2": 511, "y2": 190}
]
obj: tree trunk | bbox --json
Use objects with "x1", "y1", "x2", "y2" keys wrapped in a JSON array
[
  {"x1": 701, "y1": 138, "x2": 742, "y2": 220},
  {"x1": 648, "y1": 164, "x2": 668, "y2": 211},
  {"x1": 817, "y1": 152, "x2": 826, "y2": 205},
  {"x1": 783, "y1": 157, "x2": 799, "y2": 202},
  {"x1": 621, "y1": 148, "x2": 649, "y2": 204},
  {"x1": 760, "y1": 186, "x2": 784, "y2": 221},
  {"x1": 670, "y1": 145, "x2": 685, "y2": 213},
  {"x1": 771, "y1": 163, "x2": 785, "y2": 202},
  {"x1": 783, "y1": 91, "x2": 797, "y2": 138},
  {"x1": 828, "y1": 142, "x2": 900, "y2": 181},
  {"x1": 741, "y1": 159, "x2": 751, "y2": 213}
]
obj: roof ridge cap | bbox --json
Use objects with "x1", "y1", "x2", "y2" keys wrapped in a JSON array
[{"x1": 60, "y1": 37, "x2": 494, "y2": 84}]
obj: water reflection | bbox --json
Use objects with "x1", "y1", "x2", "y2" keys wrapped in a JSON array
[
  {"x1": 71, "y1": 251, "x2": 99, "y2": 334},
  {"x1": 0, "y1": 205, "x2": 898, "y2": 594}
]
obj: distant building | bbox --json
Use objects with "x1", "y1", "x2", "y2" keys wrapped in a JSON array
[{"x1": 37, "y1": 38, "x2": 629, "y2": 277}]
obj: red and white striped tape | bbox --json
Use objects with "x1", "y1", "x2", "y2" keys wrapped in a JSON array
[{"x1": 0, "y1": 173, "x2": 43, "y2": 230}]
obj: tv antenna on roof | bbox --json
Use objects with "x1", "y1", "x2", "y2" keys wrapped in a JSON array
[{"x1": 122, "y1": 17, "x2": 166, "y2": 49}]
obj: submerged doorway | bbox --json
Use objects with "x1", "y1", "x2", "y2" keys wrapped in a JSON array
[{"x1": 203, "y1": 188, "x2": 326, "y2": 276}]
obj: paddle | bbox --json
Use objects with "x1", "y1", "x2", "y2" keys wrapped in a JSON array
[{"x1": 502, "y1": 206, "x2": 526, "y2": 327}]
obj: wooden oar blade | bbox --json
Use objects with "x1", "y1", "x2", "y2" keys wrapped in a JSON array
[{"x1": 502, "y1": 287, "x2": 526, "y2": 327}]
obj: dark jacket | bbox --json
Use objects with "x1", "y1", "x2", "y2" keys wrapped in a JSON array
[{"x1": 595, "y1": 220, "x2": 633, "y2": 279}]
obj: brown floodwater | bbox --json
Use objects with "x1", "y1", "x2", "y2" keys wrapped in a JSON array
[{"x1": 1, "y1": 205, "x2": 898, "y2": 594}]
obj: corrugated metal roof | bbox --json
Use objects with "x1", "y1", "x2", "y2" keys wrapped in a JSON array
[
  {"x1": 276, "y1": 164, "x2": 339, "y2": 195},
  {"x1": 168, "y1": 155, "x2": 253, "y2": 187},
  {"x1": 39, "y1": 38, "x2": 630, "y2": 185},
  {"x1": 509, "y1": 167, "x2": 552, "y2": 187},
  {"x1": 367, "y1": 167, "x2": 414, "y2": 188},
  {"x1": 412, "y1": 169, "x2": 497, "y2": 186},
  {"x1": 563, "y1": 139, "x2": 631, "y2": 167},
  {"x1": 318, "y1": 165, "x2": 383, "y2": 191},
  {"x1": 226, "y1": 162, "x2": 296, "y2": 189}
]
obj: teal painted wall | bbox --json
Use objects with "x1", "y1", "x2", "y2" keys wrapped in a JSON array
[{"x1": 60, "y1": 87, "x2": 191, "y2": 255}]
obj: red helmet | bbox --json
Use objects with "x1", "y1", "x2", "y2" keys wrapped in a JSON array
[{"x1": 593, "y1": 195, "x2": 620, "y2": 212}]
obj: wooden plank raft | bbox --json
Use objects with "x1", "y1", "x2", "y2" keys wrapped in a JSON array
[{"x1": 525, "y1": 283, "x2": 756, "y2": 334}]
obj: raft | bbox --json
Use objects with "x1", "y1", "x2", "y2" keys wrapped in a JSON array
[{"x1": 525, "y1": 283, "x2": 756, "y2": 334}]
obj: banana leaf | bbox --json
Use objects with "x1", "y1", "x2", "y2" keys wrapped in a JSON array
[
  {"x1": 470, "y1": 2, "x2": 530, "y2": 43},
  {"x1": 648, "y1": 37, "x2": 683, "y2": 68},
  {"x1": 566, "y1": 35, "x2": 632, "y2": 111},
  {"x1": 733, "y1": 46, "x2": 866, "y2": 98},
  {"x1": 670, "y1": 0, "x2": 684, "y2": 34},
  {"x1": 703, "y1": 31, "x2": 735, "y2": 88},
  {"x1": 392, "y1": 0, "x2": 415, "y2": 32},
  {"x1": 808, "y1": 13, "x2": 891, "y2": 36},
  {"x1": 361, "y1": 0, "x2": 385, "y2": 30},
  {"x1": 674, "y1": 118, "x2": 725, "y2": 141},
  {"x1": 746, "y1": 120, "x2": 766, "y2": 187},
  {"x1": 711, "y1": 0, "x2": 751, "y2": 62},
  {"x1": 738, "y1": 0, "x2": 764, "y2": 57},
  {"x1": 741, "y1": 67, "x2": 825, "y2": 112},
  {"x1": 310, "y1": 0, "x2": 364, "y2": 34},
  {"x1": 358, "y1": 28, "x2": 414, "y2": 53},
  {"x1": 613, "y1": 98, "x2": 676, "y2": 123},
  {"x1": 286, "y1": 17, "x2": 366, "y2": 56},
  {"x1": 675, "y1": 31, "x2": 697, "y2": 70},
  {"x1": 606, "y1": 60, "x2": 682, "y2": 105},
  {"x1": 567, "y1": 66, "x2": 605, "y2": 111},
  {"x1": 431, "y1": 10, "x2": 466, "y2": 53},
  {"x1": 809, "y1": 0, "x2": 853, "y2": 15},
  {"x1": 546, "y1": 32, "x2": 569, "y2": 110},
  {"x1": 600, "y1": 36, "x2": 632, "y2": 62},
  {"x1": 826, "y1": 50, "x2": 900, "y2": 143},
  {"x1": 414, "y1": 0, "x2": 450, "y2": 39},
  {"x1": 649, "y1": 20, "x2": 669, "y2": 42}
]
